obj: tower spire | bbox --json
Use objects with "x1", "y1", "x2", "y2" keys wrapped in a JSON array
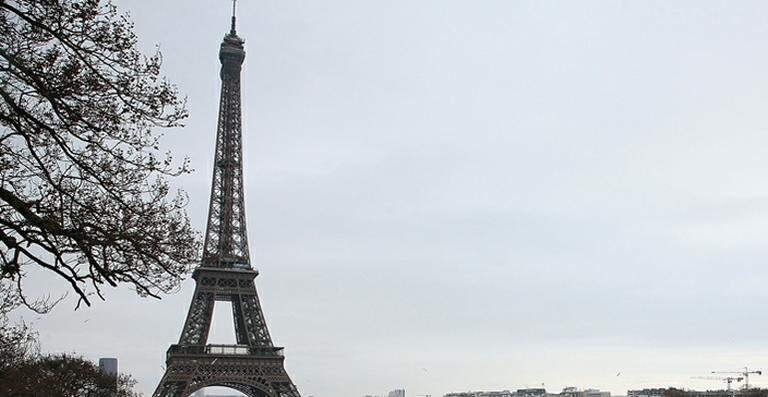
[{"x1": 230, "y1": 0, "x2": 237, "y2": 34}]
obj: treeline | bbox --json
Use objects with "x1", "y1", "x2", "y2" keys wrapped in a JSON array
[{"x1": 0, "y1": 310, "x2": 140, "y2": 397}]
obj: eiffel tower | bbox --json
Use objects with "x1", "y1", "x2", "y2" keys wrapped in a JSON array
[{"x1": 153, "y1": 5, "x2": 301, "y2": 397}]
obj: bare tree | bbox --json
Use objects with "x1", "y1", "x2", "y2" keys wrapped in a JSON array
[
  {"x1": 0, "y1": 283, "x2": 37, "y2": 371},
  {"x1": 0, "y1": 0, "x2": 200, "y2": 308}
]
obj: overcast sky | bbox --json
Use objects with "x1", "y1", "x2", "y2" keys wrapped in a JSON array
[{"x1": 11, "y1": 1, "x2": 768, "y2": 396}]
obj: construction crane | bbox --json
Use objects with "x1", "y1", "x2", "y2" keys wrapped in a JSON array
[
  {"x1": 712, "y1": 367, "x2": 763, "y2": 390},
  {"x1": 691, "y1": 376, "x2": 744, "y2": 392}
]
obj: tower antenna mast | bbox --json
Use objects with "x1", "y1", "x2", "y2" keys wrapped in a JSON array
[{"x1": 230, "y1": 0, "x2": 237, "y2": 33}]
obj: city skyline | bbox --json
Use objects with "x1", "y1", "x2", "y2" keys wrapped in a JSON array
[{"x1": 9, "y1": 1, "x2": 768, "y2": 396}]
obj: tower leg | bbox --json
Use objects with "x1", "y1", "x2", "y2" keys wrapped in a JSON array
[
  {"x1": 153, "y1": 378, "x2": 187, "y2": 397},
  {"x1": 178, "y1": 290, "x2": 215, "y2": 345}
]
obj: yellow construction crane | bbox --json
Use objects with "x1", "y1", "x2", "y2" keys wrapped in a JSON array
[{"x1": 712, "y1": 367, "x2": 763, "y2": 390}]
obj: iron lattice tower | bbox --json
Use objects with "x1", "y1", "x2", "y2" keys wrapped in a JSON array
[{"x1": 153, "y1": 9, "x2": 301, "y2": 397}]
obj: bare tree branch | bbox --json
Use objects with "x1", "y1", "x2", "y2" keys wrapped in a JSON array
[{"x1": 0, "y1": 0, "x2": 201, "y2": 309}]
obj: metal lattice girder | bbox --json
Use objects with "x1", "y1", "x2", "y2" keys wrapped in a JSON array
[
  {"x1": 153, "y1": 15, "x2": 301, "y2": 397},
  {"x1": 177, "y1": 268, "x2": 274, "y2": 348}
]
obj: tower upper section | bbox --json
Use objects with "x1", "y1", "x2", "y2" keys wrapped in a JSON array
[
  {"x1": 220, "y1": 25, "x2": 245, "y2": 75},
  {"x1": 201, "y1": 17, "x2": 251, "y2": 269}
]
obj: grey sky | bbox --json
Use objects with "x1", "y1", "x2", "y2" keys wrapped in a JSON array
[{"x1": 10, "y1": 1, "x2": 768, "y2": 396}]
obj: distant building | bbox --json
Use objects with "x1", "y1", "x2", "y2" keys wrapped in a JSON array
[
  {"x1": 640, "y1": 387, "x2": 740, "y2": 397},
  {"x1": 518, "y1": 389, "x2": 547, "y2": 397},
  {"x1": 445, "y1": 389, "x2": 558, "y2": 397},
  {"x1": 585, "y1": 389, "x2": 610, "y2": 397},
  {"x1": 560, "y1": 387, "x2": 610, "y2": 397},
  {"x1": 98, "y1": 358, "x2": 118, "y2": 376},
  {"x1": 627, "y1": 388, "x2": 743, "y2": 397},
  {"x1": 683, "y1": 391, "x2": 735, "y2": 397},
  {"x1": 562, "y1": 387, "x2": 582, "y2": 397},
  {"x1": 389, "y1": 389, "x2": 406, "y2": 397},
  {"x1": 628, "y1": 389, "x2": 666, "y2": 397},
  {"x1": 445, "y1": 390, "x2": 515, "y2": 397}
]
